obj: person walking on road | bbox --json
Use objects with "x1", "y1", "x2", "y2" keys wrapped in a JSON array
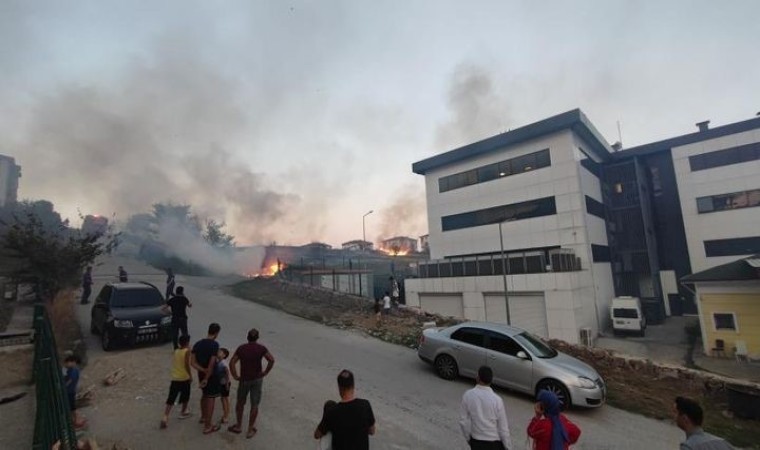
[
  {"x1": 191, "y1": 323, "x2": 222, "y2": 435},
  {"x1": 674, "y1": 396, "x2": 734, "y2": 450},
  {"x1": 527, "y1": 389, "x2": 580, "y2": 450},
  {"x1": 166, "y1": 268, "x2": 176, "y2": 299},
  {"x1": 118, "y1": 266, "x2": 128, "y2": 282},
  {"x1": 81, "y1": 266, "x2": 93, "y2": 305},
  {"x1": 314, "y1": 369, "x2": 376, "y2": 450},
  {"x1": 228, "y1": 328, "x2": 275, "y2": 439},
  {"x1": 163, "y1": 286, "x2": 192, "y2": 350},
  {"x1": 460, "y1": 366, "x2": 512, "y2": 450}
]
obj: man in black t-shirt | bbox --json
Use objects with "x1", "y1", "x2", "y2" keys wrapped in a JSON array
[
  {"x1": 191, "y1": 323, "x2": 222, "y2": 434},
  {"x1": 163, "y1": 286, "x2": 192, "y2": 350},
  {"x1": 314, "y1": 369, "x2": 376, "y2": 450}
]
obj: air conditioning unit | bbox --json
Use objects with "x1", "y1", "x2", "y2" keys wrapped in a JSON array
[{"x1": 579, "y1": 327, "x2": 594, "y2": 347}]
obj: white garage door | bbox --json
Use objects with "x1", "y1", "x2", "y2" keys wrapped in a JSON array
[
  {"x1": 419, "y1": 294, "x2": 464, "y2": 318},
  {"x1": 485, "y1": 293, "x2": 548, "y2": 338}
]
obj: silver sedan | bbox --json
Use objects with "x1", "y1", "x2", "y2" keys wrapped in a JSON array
[{"x1": 417, "y1": 321, "x2": 606, "y2": 408}]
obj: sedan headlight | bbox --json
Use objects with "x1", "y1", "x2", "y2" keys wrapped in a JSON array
[
  {"x1": 113, "y1": 319, "x2": 134, "y2": 328},
  {"x1": 160, "y1": 316, "x2": 172, "y2": 325},
  {"x1": 577, "y1": 376, "x2": 597, "y2": 389}
]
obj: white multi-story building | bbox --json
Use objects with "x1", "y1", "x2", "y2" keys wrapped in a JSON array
[
  {"x1": 406, "y1": 110, "x2": 615, "y2": 344},
  {"x1": 406, "y1": 110, "x2": 760, "y2": 344}
]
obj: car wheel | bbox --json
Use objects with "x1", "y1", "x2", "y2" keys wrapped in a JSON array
[
  {"x1": 537, "y1": 379, "x2": 571, "y2": 409},
  {"x1": 101, "y1": 330, "x2": 113, "y2": 351},
  {"x1": 434, "y1": 354, "x2": 458, "y2": 380}
]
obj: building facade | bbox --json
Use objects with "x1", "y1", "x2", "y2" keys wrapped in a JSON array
[
  {"x1": 0, "y1": 155, "x2": 21, "y2": 207},
  {"x1": 406, "y1": 109, "x2": 760, "y2": 345}
]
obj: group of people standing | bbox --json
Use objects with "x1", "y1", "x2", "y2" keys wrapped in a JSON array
[
  {"x1": 459, "y1": 365, "x2": 734, "y2": 450},
  {"x1": 159, "y1": 321, "x2": 275, "y2": 439}
]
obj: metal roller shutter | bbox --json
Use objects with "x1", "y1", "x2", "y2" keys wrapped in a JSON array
[
  {"x1": 485, "y1": 293, "x2": 548, "y2": 338},
  {"x1": 419, "y1": 294, "x2": 464, "y2": 318}
]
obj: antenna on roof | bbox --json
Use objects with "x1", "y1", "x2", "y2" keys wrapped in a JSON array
[{"x1": 616, "y1": 120, "x2": 623, "y2": 147}]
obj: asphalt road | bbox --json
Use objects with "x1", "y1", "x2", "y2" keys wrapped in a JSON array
[{"x1": 77, "y1": 256, "x2": 684, "y2": 449}]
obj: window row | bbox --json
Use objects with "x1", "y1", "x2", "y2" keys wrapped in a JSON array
[
  {"x1": 696, "y1": 188, "x2": 760, "y2": 214},
  {"x1": 441, "y1": 196, "x2": 556, "y2": 232},
  {"x1": 704, "y1": 236, "x2": 760, "y2": 257},
  {"x1": 417, "y1": 248, "x2": 582, "y2": 278},
  {"x1": 689, "y1": 142, "x2": 760, "y2": 172},
  {"x1": 438, "y1": 149, "x2": 551, "y2": 193}
]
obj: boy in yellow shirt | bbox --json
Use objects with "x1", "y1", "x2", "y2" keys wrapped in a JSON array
[{"x1": 161, "y1": 334, "x2": 192, "y2": 428}]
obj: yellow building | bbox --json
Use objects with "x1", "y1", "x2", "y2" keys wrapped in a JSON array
[{"x1": 682, "y1": 254, "x2": 760, "y2": 360}]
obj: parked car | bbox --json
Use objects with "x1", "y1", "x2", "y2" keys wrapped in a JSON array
[
  {"x1": 610, "y1": 296, "x2": 646, "y2": 337},
  {"x1": 417, "y1": 322, "x2": 606, "y2": 408},
  {"x1": 90, "y1": 282, "x2": 172, "y2": 351}
]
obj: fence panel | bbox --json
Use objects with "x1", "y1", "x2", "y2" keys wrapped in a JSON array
[{"x1": 32, "y1": 304, "x2": 78, "y2": 450}]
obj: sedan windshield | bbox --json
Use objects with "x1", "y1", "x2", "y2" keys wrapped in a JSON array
[
  {"x1": 514, "y1": 332, "x2": 557, "y2": 359},
  {"x1": 111, "y1": 288, "x2": 164, "y2": 308}
]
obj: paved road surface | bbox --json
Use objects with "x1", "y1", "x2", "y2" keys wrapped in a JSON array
[{"x1": 77, "y1": 256, "x2": 684, "y2": 449}]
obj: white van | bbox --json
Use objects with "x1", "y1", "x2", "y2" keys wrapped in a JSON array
[{"x1": 610, "y1": 296, "x2": 646, "y2": 336}]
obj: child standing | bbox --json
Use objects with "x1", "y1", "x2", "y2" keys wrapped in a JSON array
[
  {"x1": 217, "y1": 348, "x2": 232, "y2": 424},
  {"x1": 64, "y1": 355, "x2": 86, "y2": 429},
  {"x1": 161, "y1": 334, "x2": 193, "y2": 429}
]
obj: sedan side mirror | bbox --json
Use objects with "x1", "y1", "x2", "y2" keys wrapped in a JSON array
[{"x1": 517, "y1": 351, "x2": 530, "y2": 360}]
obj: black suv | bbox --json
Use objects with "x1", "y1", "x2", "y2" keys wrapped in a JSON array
[{"x1": 90, "y1": 282, "x2": 172, "y2": 351}]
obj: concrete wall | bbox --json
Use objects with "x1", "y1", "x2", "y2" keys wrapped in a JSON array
[
  {"x1": 671, "y1": 129, "x2": 760, "y2": 272},
  {"x1": 405, "y1": 271, "x2": 601, "y2": 344}
]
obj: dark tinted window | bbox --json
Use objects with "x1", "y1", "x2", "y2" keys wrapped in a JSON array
[
  {"x1": 689, "y1": 142, "x2": 760, "y2": 171},
  {"x1": 438, "y1": 149, "x2": 551, "y2": 193},
  {"x1": 451, "y1": 328, "x2": 486, "y2": 347},
  {"x1": 592, "y1": 244, "x2": 611, "y2": 263},
  {"x1": 513, "y1": 333, "x2": 557, "y2": 359},
  {"x1": 487, "y1": 332, "x2": 524, "y2": 357},
  {"x1": 704, "y1": 236, "x2": 760, "y2": 257},
  {"x1": 441, "y1": 197, "x2": 556, "y2": 231},
  {"x1": 613, "y1": 308, "x2": 639, "y2": 319},
  {"x1": 713, "y1": 313, "x2": 736, "y2": 330},
  {"x1": 585, "y1": 195, "x2": 606, "y2": 219},
  {"x1": 111, "y1": 287, "x2": 164, "y2": 308}
]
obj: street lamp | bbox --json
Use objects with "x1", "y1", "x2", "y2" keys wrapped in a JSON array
[
  {"x1": 362, "y1": 210, "x2": 374, "y2": 251},
  {"x1": 498, "y1": 218, "x2": 514, "y2": 325}
]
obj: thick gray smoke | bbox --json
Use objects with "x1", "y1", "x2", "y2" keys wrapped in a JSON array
[
  {"x1": 374, "y1": 182, "x2": 427, "y2": 243},
  {"x1": 435, "y1": 64, "x2": 513, "y2": 150},
  {"x1": 15, "y1": 51, "x2": 298, "y2": 245},
  {"x1": 155, "y1": 218, "x2": 265, "y2": 275}
]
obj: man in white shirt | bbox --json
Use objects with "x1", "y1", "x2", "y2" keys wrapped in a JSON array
[{"x1": 459, "y1": 366, "x2": 512, "y2": 450}]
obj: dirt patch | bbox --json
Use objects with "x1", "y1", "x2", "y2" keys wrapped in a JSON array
[
  {"x1": 551, "y1": 340, "x2": 760, "y2": 449},
  {"x1": 0, "y1": 345, "x2": 33, "y2": 389},
  {"x1": 48, "y1": 289, "x2": 88, "y2": 364},
  {"x1": 229, "y1": 278, "x2": 459, "y2": 349}
]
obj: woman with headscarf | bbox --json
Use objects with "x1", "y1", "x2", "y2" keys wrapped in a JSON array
[{"x1": 527, "y1": 390, "x2": 581, "y2": 450}]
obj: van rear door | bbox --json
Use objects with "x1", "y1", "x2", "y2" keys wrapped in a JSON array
[{"x1": 612, "y1": 307, "x2": 640, "y2": 330}]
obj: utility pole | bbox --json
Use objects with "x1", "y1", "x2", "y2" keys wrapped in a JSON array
[
  {"x1": 499, "y1": 220, "x2": 512, "y2": 325},
  {"x1": 362, "y1": 210, "x2": 373, "y2": 250}
]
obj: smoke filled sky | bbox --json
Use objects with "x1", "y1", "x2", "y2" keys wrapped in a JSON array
[{"x1": 2, "y1": 1, "x2": 759, "y2": 246}]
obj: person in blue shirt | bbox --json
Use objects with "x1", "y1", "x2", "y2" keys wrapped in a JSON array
[{"x1": 64, "y1": 355, "x2": 86, "y2": 429}]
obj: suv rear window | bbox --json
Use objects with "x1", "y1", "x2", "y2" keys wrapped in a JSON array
[
  {"x1": 111, "y1": 288, "x2": 164, "y2": 308},
  {"x1": 613, "y1": 308, "x2": 639, "y2": 319}
]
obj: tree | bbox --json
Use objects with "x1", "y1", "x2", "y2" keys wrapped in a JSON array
[
  {"x1": 203, "y1": 219, "x2": 235, "y2": 249},
  {"x1": 1, "y1": 203, "x2": 118, "y2": 300}
]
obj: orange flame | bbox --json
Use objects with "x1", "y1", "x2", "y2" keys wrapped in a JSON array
[{"x1": 378, "y1": 247, "x2": 410, "y2": 256}]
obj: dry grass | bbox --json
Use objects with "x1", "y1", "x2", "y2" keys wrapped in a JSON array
[{"x1": 48, "y1": 289, "x2": 87, "y2": 363}]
